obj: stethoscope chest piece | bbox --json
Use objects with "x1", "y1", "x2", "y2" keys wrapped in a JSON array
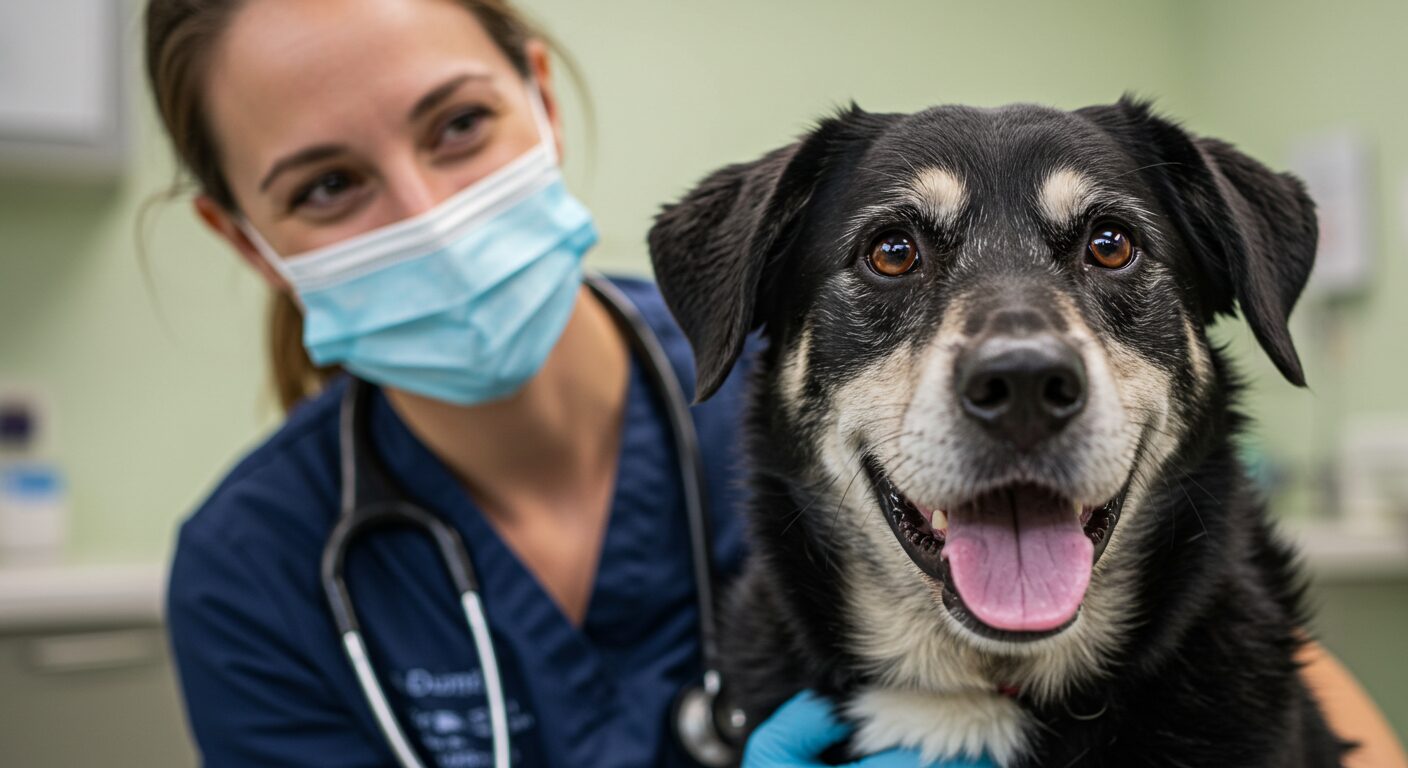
[{"x1": 674, "y1": 670, "x2": 747, "y2": 767}]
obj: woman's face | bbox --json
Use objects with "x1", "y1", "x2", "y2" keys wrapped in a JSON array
[{"x1": 198, "y1": 0, "x2": 557, "y2": 284}]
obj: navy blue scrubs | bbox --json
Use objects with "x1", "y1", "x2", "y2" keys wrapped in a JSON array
[{"x1": 167, "y1": 278, "x2": 753, "y2": 767}]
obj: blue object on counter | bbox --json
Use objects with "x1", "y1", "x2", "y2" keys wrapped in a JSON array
[{"x1": 1, "y1": 464, "x2": 64, "y2": 497}]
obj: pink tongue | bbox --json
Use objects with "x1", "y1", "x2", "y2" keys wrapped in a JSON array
[{"x1": 943, "y1": 487, "x2": 1093, "y2": 633}]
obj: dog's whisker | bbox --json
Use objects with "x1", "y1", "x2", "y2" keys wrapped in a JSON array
[
  {"x1": 1171, "y1": 469, "x2": 1213, "y2": 543},
  {"x1": 1109, "y1": 160, "x2": 1185, "y2": 180}
]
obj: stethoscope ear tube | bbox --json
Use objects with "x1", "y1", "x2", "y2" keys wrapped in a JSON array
[
  {"x1": 326, "y1": 380, "x2": 509, "y2": 768},
  {"x1": 343, "y1": 630, "x2": 430, "y2": 768},
  {"x1": 322, "y1": 501, "x2": 509, "y2": 768},
  {"x1": 461, "y1": 590, "x2": 511, "y2": 768}
]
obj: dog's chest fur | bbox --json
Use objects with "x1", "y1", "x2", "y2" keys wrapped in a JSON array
[
  {"x1": 715, "y1": 363, "x2": 1344, "y2": 768},
  {"x1": 728, "y1": 441, "x2": 1346, "y2": 768}
]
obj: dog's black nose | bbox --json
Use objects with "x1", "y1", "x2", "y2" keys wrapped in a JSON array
[{"x1": 957, "y1": 335, "x2": 1087, "y2": 450}]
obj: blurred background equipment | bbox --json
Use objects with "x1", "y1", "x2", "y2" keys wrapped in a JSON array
[
  {"x1": 0, "y1": 388, "x2": 69, "y2": 566},
  {"x1": 0, "y1": 0, "x2": 129, "y2": 180},
  {"x1": 0, "y1": 0, "x2": 1405, "y2": 764}
]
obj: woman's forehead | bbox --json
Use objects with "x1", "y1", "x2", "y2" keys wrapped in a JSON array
[{"x1": 205, "y1": 0, "x2": 518, "y2": 176}]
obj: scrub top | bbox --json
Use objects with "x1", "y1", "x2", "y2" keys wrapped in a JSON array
[{"x1": 167, "y1": 277, "x2": 754, "y2": 768}]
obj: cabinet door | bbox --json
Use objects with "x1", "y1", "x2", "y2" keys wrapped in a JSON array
[
  {"x1": 0, "y1": 625, "x2": 196, "y2": 767},
  {"x1": 0, "y1": 0, "x2": 127, "y2": 179}
]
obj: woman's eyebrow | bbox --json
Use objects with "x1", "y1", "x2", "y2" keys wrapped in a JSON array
[
  {"x1": 258, "y1": 72, "x2": 494, "y2": 193},
  {"x1": 259, "y1": 144, "x2": 347, "y2": 192},
  {"x1": 409, "y1": 72, "x2": 493, "y2": 123}
]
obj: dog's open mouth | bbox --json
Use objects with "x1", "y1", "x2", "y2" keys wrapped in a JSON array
[{"x1": 863, "y1": 454, "x2": 1126, "y2": 641}]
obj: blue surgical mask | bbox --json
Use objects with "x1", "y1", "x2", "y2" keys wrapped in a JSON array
[{"x1": 244, "y1": 88, "x2": 597, "y2": 405}]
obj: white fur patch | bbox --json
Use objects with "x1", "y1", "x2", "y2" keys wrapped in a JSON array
[
  {"x1": 847, "y1": 688, "x2": 1031, "y2": 767},
  {"x1": 844, "y1": 551, "x2": 990, "y2": 694},
  {"x1": 1184, "y1": 316, "x2": 1212, "y2": 396},
  {"x1": 1036, "y1": 166, "x2": 1159, "y2": 237},
  {"x1": 1038, "y1": 168, "x2": 1095, "y2": 229},
  {"x1": 1102, "y1": 334, "x2": 1179, "y2": 487},
  {"x1": 778, "y1": 326, "x2": 812, "y2": 418},
  {"x1": 905, "y1": 167, "x2": 968, "y2": 227},
  {"x1": 839, "y1": 168, "x2": 968, "y2": 250}
]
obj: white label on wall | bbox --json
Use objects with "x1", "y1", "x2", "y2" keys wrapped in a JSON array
[{"x1": 1288, "y1": 132, "x2": 1375, "y2": 298}]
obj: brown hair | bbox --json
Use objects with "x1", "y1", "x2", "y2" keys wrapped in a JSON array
[{"x1": 145, "y1": 0, "x2": 545, "y2": 412}]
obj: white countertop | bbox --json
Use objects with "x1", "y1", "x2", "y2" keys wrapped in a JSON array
[
  {"x1": 0, "y1": 562, "x2": 167, "y2": 631},
  {"x1": 0, "y1": 521, "x2": 1401, "y2": 632},
  {"x1": 1286, "y1": 520, "x2": 1408, "y2": 581}
]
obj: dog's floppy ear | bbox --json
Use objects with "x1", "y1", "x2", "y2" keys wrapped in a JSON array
[
  {"x1": 1081, "y1": 98, "x2": 1318, "y2": 387},
  {"x1": 649, "y1": 107, "x2": 881, "y2": 401}
]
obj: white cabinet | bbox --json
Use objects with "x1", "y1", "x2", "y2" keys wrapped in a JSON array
[
  {"x1": 0, "y1": 564, "x2": 195, "y2": 766},
  {"x1": 0, "y1": 626, "x2": 196, "y2": 767},
  {"x1": 0, "y1": 0, "x2": 129, "y2": 180}
]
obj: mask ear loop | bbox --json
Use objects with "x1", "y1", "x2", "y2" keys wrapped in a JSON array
[
  {"x1": 525, "y1": 79, "x2": 559, "y2": 167},
  {"x1": 237, "y1": 218, "x2": 303, "y2": 300}
]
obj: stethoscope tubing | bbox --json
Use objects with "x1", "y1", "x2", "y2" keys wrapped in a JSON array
[
  {"x1": 321, "y1": 275, "x2": 722, "y2": 768},
  {"x1": 325, "y1": 383, "x2": 511, "y2": 768},
  {"x1": 586, "y1": 277, "x2": 721, "y2": 671}
]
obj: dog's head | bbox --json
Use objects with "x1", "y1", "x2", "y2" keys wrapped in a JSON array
[{"x1": 649, "y1": 99, "x2": 1315, "y2": 681}]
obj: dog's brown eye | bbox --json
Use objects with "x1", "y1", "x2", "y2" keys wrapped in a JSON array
[
  {"x1": 868, "y1": 232, "x2": 920, "y2": 277},
  {"x1": 1087, "y1": 227, "x2": 1134, "y2": 269}
]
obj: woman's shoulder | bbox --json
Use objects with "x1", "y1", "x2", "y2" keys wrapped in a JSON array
[
  {"x1": 177, "y1": 377, "x2": 348, "y2": 556},
  {"x1": 606, "y1": 274, "x2": 683, "y2": 344},
  {"x1": 606, "y1": 273, "x2": 761, "y2": 403},
  {"x1": 607, "y1": 271, "x2": 758, "y2": 477}
]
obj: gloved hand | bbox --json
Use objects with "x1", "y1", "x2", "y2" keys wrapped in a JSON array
[{"x1": 741, "y1": 690, "x2": 997, "y2": 768}]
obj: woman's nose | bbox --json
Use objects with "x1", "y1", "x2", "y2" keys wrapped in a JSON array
[{"x1": 382, "y1": 162, "x2": 447, "y2": 221}]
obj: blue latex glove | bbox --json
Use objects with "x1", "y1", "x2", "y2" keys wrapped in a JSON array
[{"x1": 742, "y1": 691, "x2": 997, "y2": 768}]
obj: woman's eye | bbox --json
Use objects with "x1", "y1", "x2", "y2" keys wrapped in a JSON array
[
  {"x1": 867, "y1": 232, "x2": 921, "y2": 277},
  {"x1": 434, "y1": 108, "x2": 490, "y2": 153},
  {"x1": 291, "y1": 170, "x2": 361, "y2": 211},
  {"x1": 1086, "y1": 225, "x2": 1135, "y2": 269}
]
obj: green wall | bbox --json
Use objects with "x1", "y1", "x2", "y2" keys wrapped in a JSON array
[
  {"x1": 0, "y1": 23, "x2": 272, "y2": 561},
  {"x1": 1184, "y1": 0, "x2": 1408, "y2": 519},
  {"x1": 0, "y1": 0, "x2": 1194, "y2": 562},
  {"x1": 0, "y1": 0, "x2": 1403, "y2": 741},
  {"x1": 1177, "y1": 0, "x2": 1408, "y2": 740}
]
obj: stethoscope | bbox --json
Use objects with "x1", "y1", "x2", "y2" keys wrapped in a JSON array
[{"x1": 322, "y1": 275, "x2": 749, "y2": 768}]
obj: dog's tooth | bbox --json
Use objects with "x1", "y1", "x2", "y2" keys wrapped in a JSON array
[{"x1": 933, "y1": 508, "x2": 948, "y2": 532}]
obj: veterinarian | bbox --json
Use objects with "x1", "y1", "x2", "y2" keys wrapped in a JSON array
[
  {"x1": 143, "y1": 0, "x2": 996, "y2": 765},
  {"x1": 145, "y1": 1, "x2": 1403, "y2": 766}
]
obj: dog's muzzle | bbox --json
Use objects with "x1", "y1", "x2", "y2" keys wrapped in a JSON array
[{"x1": 864, "y1": 455, "x2": 1127, "y2": 641}]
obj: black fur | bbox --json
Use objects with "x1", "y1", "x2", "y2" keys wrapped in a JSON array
[
  {"x1": 651, "y1": 98, "x2": 1347, "y2": 767},
  {"x1": 1077, "y1": 102, "x2": 1317, "y2": 386}
]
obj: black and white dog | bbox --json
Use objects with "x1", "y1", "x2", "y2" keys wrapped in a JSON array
[{"x1": 649, "y1": 99, "x2": 1347, "y2": 767}]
